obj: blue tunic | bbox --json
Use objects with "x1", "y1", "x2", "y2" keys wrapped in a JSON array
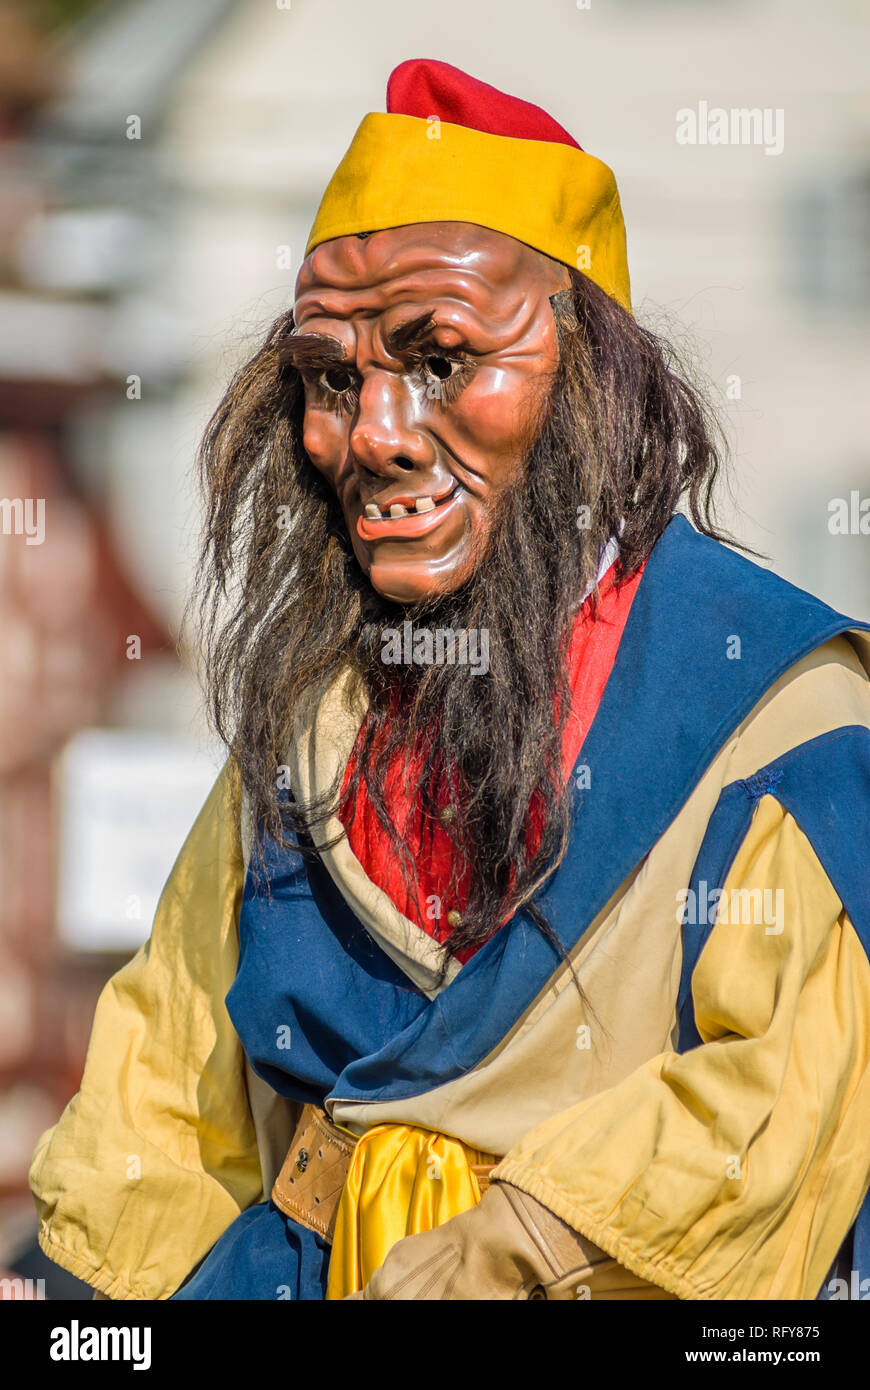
[{"x1": 173, "y1": 516, "x2": 870, "y2": 1299}]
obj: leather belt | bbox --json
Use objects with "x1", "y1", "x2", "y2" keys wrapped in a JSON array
[
  {"x1": 272, "y1": 1104, "x2": 356, "y2": 1243},
  {"x1": 470, "y1": 1164, "x2": 495, "y2": 1196},
  {"x1": 271, "y1": 1103, "x2": 496, "y2": 1244}
]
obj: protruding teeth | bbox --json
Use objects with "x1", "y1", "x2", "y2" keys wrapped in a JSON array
[
  {"x1": 364, "y1": 504, "x2": 381, "y2": 519},
  {"x1": 415, "y1": 496, "x2": 435, "y2": 513},
  {"x1": 389, "y1": 503, "x2": 408, "y2": 518}
]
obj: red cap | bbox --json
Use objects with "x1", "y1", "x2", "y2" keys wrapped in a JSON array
[{"x1": 387, "y1": 58, "x2": 582, "y2": 150}]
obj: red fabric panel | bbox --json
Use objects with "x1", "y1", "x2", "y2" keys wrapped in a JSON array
[
  {"x1": 387, "y1": 58, "x2": 582, "y2": 150},
  {"x1": 338, "y1": 559, "x2": 645, "y2": 960}
]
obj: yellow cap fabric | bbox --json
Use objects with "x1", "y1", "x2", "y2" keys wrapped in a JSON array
[{"x1": 306, "y1": 112, "x2": 632, "y2": 313}]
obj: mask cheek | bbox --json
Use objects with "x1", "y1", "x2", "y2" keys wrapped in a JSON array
[
  {"x1": 447, "y1": 392, "x2": 538, "y2": 481},
  {"x1": 302, "y1": 413, "x2": 345, "y2": 479}
]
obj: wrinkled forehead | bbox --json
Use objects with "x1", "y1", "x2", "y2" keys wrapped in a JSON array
[{"x1": 293, "y1": 222, "x2": 564, "y2": 333}]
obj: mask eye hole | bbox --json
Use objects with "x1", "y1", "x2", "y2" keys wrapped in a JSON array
[
  {"x1": 423, "y1": 355, "x2": 456, "y2": 381},
  {"x1": 321, "y1": 366, "x2": 355, "y2": 393}
]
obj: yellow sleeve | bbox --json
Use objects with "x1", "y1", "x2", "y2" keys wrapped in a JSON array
[
  {"x1": 29, "y1": 761, "x2": 264, "y2": 1300},
  {"x1": 493, "y1": 794, "x2": 870, "y2": 1299}
]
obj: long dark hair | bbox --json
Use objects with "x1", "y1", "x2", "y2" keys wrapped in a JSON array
[{"x1": 192, "y1": 266, "x2": 734, "y2": 958}]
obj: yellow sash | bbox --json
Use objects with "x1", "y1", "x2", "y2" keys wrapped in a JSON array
[{"x1": 325, "y1": 1123, "x2": 497, "y2": 1300}]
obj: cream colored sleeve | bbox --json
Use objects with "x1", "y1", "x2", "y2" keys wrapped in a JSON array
[
  {"x1": 29, "y1": 762, "x2": 264, "y2": 1301},
  {"x1": 494, "y1": 794, "x2": 870, "y2": 1300}
]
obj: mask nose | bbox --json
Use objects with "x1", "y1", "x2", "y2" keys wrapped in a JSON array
[{"x1": 348, "y1": 371, "x2": 433, "y2": 481}]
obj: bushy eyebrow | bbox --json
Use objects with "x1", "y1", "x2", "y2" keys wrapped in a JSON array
[
  {"x1": 385, "y1": 312, "x2": 439, "y2": 355},
  {"x1": 280, "y1": 312, "x2": 453, "y2": 373},
  {"x1": 278, "y1": 332, "x2": 348, "y2": 371}
]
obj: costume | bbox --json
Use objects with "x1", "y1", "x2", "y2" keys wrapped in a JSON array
[{"x1": 29, "y1": 61, "x2": 870, "y2": 1302}]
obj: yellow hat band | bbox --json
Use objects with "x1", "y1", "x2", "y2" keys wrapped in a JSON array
[{"x1": 305, "y1": 112, "x2": 632, "y2": 313}]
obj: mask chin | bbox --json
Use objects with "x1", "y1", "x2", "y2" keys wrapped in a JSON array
[{"x1": 366, "y1": 547, "x2": 478, "y2": 606}]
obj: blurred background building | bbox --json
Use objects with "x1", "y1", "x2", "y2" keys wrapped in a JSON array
[{"x1": 0, "y1": 0, "x2": 867, "y2": 1295}]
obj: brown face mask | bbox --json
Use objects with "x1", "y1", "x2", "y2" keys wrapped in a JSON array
[{"x1": 291, "y1": 222, "x2": 569, "y2": 604}]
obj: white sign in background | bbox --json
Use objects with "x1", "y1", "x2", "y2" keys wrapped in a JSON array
[{"x1": 56, "y1": 729, "x2": 226, "y2": 953}]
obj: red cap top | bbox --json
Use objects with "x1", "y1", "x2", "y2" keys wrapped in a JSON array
[{"x1": 387, "y1": 58, "x2": 582, "y2": 150}]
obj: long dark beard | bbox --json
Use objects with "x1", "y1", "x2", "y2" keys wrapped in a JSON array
[
  {"x1": 344, "y1": 450, "x2": 591, "y2": 960},
  {"x1": 191, "y1": 269, "x2": 734, "y2": 959}
]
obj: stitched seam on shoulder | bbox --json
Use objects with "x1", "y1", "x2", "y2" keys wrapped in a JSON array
[
  {"x1": 739, "y1": 767, "x2": 784, "y2": 804},
  {"x1": 722, "y1": 724, "x2": 867, "y2": 798}
]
